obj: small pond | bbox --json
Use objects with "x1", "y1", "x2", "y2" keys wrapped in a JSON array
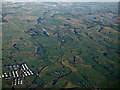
[{"x1": 101, "y1": 16, "x2": 113, "y2": 22}]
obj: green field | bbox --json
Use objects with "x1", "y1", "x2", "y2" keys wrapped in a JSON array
[{"x1": 1, "y1": 2, "x2": 120, "y2": 88}]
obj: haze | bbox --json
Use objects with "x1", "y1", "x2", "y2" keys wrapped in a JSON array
[{"x1": 4, "y1": 0, "x2": 120, "y2": 2}]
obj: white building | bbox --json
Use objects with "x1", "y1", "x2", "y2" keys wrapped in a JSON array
[
  {"x1": 15, "y1": 71, "x2": 19, "y2": 77},
  {"x1": 22, "y1": 64, "x2": 26, "y2": 70},
  {"x1": 26, "y1": 71, "x2": 30, "y2": 75},
  {"x1": 2, "y1": 74, "x2": 4, "y2": 78},
  {"x1": 5, "y1": 73, "x2": 8, "y2": 77},
  {"x1": 23, "y1": 74, "x2": 25, "y2": 77},
  {"x1": 18, "y1": 78, "x2": 20, "y2": 85},
  {"x1": 24, "y1": 64, "x2": 29, "y2": 69},
  {"x1": 20, "y1": 80, "x2": 22, "y2": 84},
  {"x1": 14, "y1": 79, "x2": 17, "y2": 85},
  {"x1": 29, "y1": 69, "x2": 33, "y2": 75},
  {"x1": 23, "y1": 71, "x2": 27, "y2": 76},
  {"x1": 17, "y1": 65, "x2": 19, "y2": 67},
  {"x1": 12, "y1": 71, "x2": 15, "y2": 77}
]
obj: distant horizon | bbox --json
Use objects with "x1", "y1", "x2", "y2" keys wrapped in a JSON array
[{"x1": 3, "y1": 0, "x2": 120, "y2": 2}]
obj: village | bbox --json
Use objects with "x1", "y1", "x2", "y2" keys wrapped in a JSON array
[{"x1": 0, "y1": 63, "x2": 34, "y2": 86}]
